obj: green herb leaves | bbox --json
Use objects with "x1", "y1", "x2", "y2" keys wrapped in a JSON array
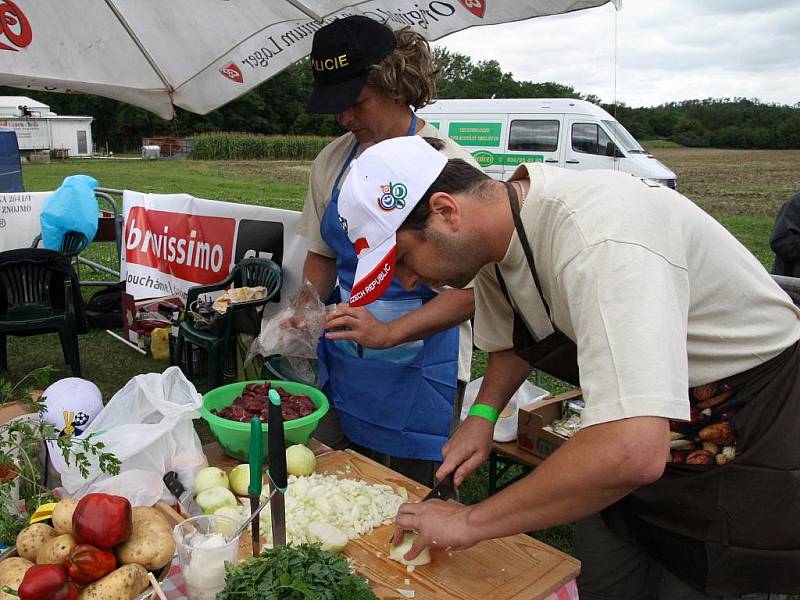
[{"x1": 217, "y1": 543, "x2": 377, "y2": 600}]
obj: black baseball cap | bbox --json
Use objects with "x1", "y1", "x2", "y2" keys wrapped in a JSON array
[{"x1": 306, "y1": 16, "x2": 396, "y2": 114}]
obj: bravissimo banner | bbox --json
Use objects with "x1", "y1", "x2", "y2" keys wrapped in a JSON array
[{"x1": 121, "y1": 191, "x2": 306, "y2": 313}]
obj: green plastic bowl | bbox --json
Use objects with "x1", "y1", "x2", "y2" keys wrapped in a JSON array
[{"x1": 200, "y1": 380, "x2": 329, "y2": 462}]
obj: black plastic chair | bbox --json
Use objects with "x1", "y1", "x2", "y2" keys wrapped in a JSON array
[
  {"x1": 31, "y1": 231, "x2": 89, "y2": 258},
  {"x1": 0, "y1": 249, "x2": 82, "y2": 376},
  {"x1": 174, "y1": 258, "x2": 282, "y2": 390}
]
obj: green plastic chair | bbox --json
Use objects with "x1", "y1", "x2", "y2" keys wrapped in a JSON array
[
  {"x1": 174, "y1": 258, "x2": 282, "y2": 390},
  {"x1": 0, "y1": 249, "x2": 82, "y2": 376}
]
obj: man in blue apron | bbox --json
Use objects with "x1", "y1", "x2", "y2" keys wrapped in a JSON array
[
  {"x1": 295, "y1": 16, "x2": 478, "y2": 485},
  {"x1": 338, "y1": 136, "x2": 800, "y2": 599}
]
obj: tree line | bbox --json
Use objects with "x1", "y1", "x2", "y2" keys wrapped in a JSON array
[{"x1": 2, "y1": 48, "x2": 798, "y2": 152}]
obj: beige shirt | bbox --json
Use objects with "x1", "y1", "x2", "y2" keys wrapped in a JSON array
[
  {"x1": 296, "y1": 120, "x2": 480, "y2": 382},
  {"x1": 474, "y1": 164, "x2": 800, "y2": 427}
]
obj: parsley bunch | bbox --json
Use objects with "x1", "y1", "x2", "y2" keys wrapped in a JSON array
[{"x1": 217, "y1": 544, "x2": 378, "y2": 600}]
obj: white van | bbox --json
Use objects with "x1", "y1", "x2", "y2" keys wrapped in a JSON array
[{"x1": 418, "y1": 98, "x2": 677, "y2": 188}]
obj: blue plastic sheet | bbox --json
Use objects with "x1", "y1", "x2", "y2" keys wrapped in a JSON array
[{"x1": 40, "y1": 175, "x2": 99, "y2": 251}]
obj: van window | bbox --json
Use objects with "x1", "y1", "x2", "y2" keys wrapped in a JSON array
[
  {"x1": 509, "y1": 120, "x2": 559, "y2": 152},
  {"x1": 571, "y1": 123, "x2": 621, "y2": 157},
  {"x1": 602, "y1": 120, "x2": 646, "y2": 153}
]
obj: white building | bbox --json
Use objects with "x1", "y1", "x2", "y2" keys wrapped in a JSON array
[{"x1": 0, "y1": 96, "x2": 93, "y2": 157}]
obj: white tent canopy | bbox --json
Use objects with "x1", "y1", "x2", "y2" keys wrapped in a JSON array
[{"x1": 0, "y1": 0, "x2": 618, "y2": 119}]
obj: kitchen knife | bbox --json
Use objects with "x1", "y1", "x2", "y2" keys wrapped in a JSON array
[
  {"x1": 422, "y1": 472, "x2": 459, "y2": 503},
  {"x1": 389, "y1": 472, "x2": 460, "y2": 545},
  {"x1": 267, "y1": 388, "x2": 287, "y2": 547},
  {"x1": 163, "y1": 471, "x2": 204, "y2": 517},
  {"x1": 248, "y1": 416, "x2": 264, "y2": 556}
]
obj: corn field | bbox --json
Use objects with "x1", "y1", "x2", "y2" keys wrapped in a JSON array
[{"x1": 190, "y1": 132, "x2": 334, "y2": 160}]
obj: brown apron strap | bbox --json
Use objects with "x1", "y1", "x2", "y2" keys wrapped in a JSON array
[
  {"x1": 494, "y1": 264, "x2": 513, "y2": 306},
  {"x1": 504, "y1": 181, "x2": 555, "y2": 322},
  {"x1": 493, "y1": 183, "x2": 580, "y2": 385}
]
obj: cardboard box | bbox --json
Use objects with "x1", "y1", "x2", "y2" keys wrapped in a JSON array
[
  {"x1": 517, "y1": 390, "x2": 583, "y2": 459},
  {"x1": 122, "y1": 292, "x2": 183, "y2": 346}
]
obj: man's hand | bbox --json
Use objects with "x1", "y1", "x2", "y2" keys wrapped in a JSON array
[
  {"x1": 323, "y1": 303, "x2": 396, "y2": 349},
  {"x1": 436, "y1": 417, "x2": 495, "y2": 487},
  {"x1": 392, "y1": 499, "x2": 478, "y2": 561}
]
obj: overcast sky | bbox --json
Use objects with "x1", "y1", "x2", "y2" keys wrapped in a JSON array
[{"x1": 432, "y1": 0, "x2": 800, "y2": 108}]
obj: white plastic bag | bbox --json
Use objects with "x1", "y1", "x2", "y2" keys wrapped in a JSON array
[
  {"x1": 59, "y1": 366, "x2": 207, "y2": 506},
  {"x1": 460, "y1": 377, "x2": 549, "y2": 442}
]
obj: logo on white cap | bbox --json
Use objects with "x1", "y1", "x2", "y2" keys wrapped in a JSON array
[
  {"x1": 378, "y1": 182, "x2": 407, "y2": 211},
  {"x1": 337, "y1": 136, "x2": 447, "y2": 307}
]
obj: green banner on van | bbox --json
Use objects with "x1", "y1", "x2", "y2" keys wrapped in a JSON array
[
  {"x1": 471, "y1": 150, "x2": 544, "y2": 168},
  {"x1": 448, "y1": 122, "x2": 502, "y2": 147}
]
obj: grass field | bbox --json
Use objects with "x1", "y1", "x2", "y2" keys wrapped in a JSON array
[{"x1": 7, "y1": 146, "x2": 800, "y2": 559}]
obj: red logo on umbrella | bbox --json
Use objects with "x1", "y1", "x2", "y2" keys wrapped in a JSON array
[
  {"x1": 220, "y1": 63, "x2": 244, "y2": 83},
  {"x1": 459, "y1": 0, "x2": 485, "y2": 18},
  {"x1": 0, "y1": 0, "x2": 32, "y2": 52}
]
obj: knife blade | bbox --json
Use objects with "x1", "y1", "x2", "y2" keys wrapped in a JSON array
[
  {"x1": 248, "y1": 417, "x2": 264, "y2": 557},
  {"x1": 267, "y1": 388, "x2": 287, "y2": 547},
  {"x1": 422, "y1": 472, "x2": 459, "y2": 503},
  {"x1": 163, "y1": 471, "x2": 204, "y2": 517},
  {"x1": 389, "y1": 473, "x2": 460, "y2": 545}
]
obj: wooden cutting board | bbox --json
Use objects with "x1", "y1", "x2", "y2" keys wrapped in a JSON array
[{"x1": 206, "y1": 443, "x2": 579, "y2": 600}]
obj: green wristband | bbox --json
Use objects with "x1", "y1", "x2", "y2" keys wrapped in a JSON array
[{"x1": 468, "y1": 403, "x2": 500, "y2": 424}]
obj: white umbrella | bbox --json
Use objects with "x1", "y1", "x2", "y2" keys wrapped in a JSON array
[{"x1": 0, "y1": 0, "x2": 618, "y2": 119}]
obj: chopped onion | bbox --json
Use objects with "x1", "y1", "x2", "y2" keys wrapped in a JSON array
[
  {"x1": 228, "y1": 464, "x2": 250, "y2": 496},
  {"x1": 259, "y1": 473, "x2": 406, "y2": 546},
  {"x1": 285, "y1": 444, "x2": 316, "y2": 476},
  {"x1": 389, "y1": 532, "x2": 431, "y2": 566},
  {"x1": 194, "y1": 467, "x2": 229, "y2": 494},
  {"x1": 196, "y1": 485, "x2": 237, "y2": 515},
  {"x1": 306, "y1": 521, "x2": 349, "y2": 552}
]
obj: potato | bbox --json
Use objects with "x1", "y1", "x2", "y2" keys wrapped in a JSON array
[
  {"x1": 0, "y1": 557, "x2": 33, "y2": 600},
  {"x1": 52, "y1": 497, "x2": 79, "y2": 535},
  {"x1": 77, "y1": 564, "x2": 149, "y2": 600},
  {"x1": 15, "y1": 523, "x2": 57, "y2": 561},
  {"x1": 116, "y1": 513, "x2": 174, "y2": 570},
  {"x1": 131, "y1": 506, "x2": 170, "y2": 528},
  {"x1": 0, "y1": 557, "x2": 32, "y2": 580},
  {"x1": 36, "y1": 533, "x2": 77, "y2": 565}
]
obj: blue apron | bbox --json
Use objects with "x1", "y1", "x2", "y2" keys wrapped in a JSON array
[{"x1": 317, "y1": 115, "x2": 459, "y2": 461}]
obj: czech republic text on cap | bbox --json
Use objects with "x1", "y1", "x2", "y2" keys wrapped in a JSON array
[{"x1": 337, "y1": 136, "x2": 447, "y2": 306}]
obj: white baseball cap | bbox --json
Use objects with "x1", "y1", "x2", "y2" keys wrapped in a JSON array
[
  {"x1": 40, "y1": 377, "x2": 104, "y2": 473},
  {"x1": 338, "y1": 136, "x2": 447, "y2": 307}
]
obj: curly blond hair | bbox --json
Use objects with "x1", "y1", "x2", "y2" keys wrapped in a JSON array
[{"x1": 367, "y1": 27, "x2": 439, "y2": 110}]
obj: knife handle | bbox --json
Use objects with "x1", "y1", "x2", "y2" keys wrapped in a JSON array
[
  {"x1": 267, "y1": 389, "x2": 287, "y2": 490},
  {"x1": 248, "y1": 417, "x2": 264, "y2": 498},
  {"x1": 163, "y1": 471, "x2": 185, "y2": 499}
]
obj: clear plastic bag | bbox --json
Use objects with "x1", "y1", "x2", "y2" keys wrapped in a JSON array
[
  {"x1": 245, "y1": 280, "x2": 331, "y2": 382},
  {"x1": 58, "y1": 367, "x2": 207, "y2": 506}
]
